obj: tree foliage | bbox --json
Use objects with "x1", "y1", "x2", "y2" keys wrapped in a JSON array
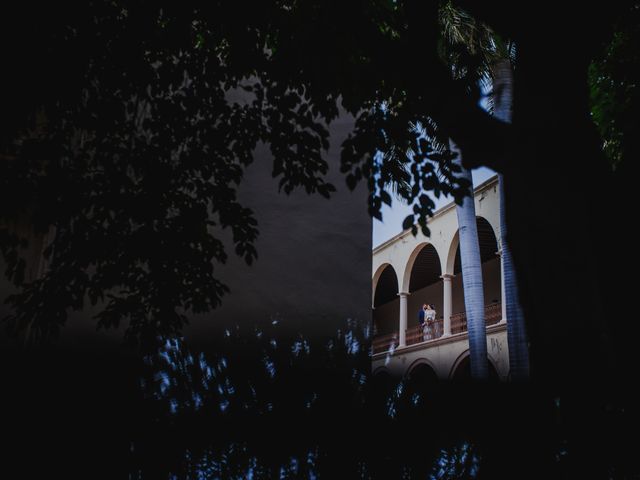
[
  {"x1": 589, "y1": 2, "x2": 640, "y2": 170},
  {"x1": 1, "y1": 1, "x2": 637, "y2": 348},
  {"x1": 0, "y1": 1, "x2": 466, "y2": 343}
]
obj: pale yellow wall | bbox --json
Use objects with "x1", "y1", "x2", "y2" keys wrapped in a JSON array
[
  {"x1": 407, "y1": 281, "x2": 443, "y2": 325},
  {"x1": 372, "y1": 324, "x2": 510, "y2": 380},
  {"x1": 373, "y1": 298, "x2": 399, "y2": 335},
  {"x1": 481, "y1": 257, "x2": 502, "y2": 306}
]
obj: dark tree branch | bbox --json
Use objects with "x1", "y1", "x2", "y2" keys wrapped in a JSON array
[
  {"x1": 428, "y1": 91, "x2": 511, "y2": 172},
  {"x1": 404, "y1": 0, "x2": 512, "y2": 172},
  {"x1": 450, "y1": 0, "x2": 522, "y2": 40}
]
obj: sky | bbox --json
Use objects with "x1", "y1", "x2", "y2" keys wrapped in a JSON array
[{"x1": 372, "y1": 166, "x2": 497, "y2": 248}]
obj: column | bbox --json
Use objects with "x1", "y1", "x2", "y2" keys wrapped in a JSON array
[
  {"x1": 441, "y1": 274, "x2": 454, "y2": 336},
  {"x1": 497, "y1": 249, "x2": 507, "y2": 324},
  {"x1": 398, "y1": 292, "x2": 409, "y2": 347},
  {"x1": 372, "y1": 307, "x2": 377, "y2": 336}
]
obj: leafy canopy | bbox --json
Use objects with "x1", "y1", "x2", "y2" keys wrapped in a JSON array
[{"x1": 1, "y1": 1, "x2": 633, "y2": 344}]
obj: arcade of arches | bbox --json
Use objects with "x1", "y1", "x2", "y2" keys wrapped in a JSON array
[{"x1": 371, "y1": 175, "x2": 511, "y2": 380}]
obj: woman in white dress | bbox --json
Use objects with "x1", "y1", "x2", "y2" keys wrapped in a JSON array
[{"x1": 423, "y1": 304, "x2": 436, "y2": 341}]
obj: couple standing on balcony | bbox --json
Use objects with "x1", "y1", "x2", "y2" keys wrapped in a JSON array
[{"x1": 418, "y1": 304, "x2": 437, "y2": 342}]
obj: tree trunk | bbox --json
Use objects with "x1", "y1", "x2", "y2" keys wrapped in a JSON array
[
  {"x1": 442, "y1": 5, "x2": 629, "y2": 476},
  {"x1": 499, "y1": 33, "x2": 617, "y2": 479},
  {"x1": 492, "y1": 59, "x2": 530, "y2": 380},
  {"x1": 451, "y1": 141, "x2": 488, "y2": 381}
]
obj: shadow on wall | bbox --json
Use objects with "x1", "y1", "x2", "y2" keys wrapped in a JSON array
[
  {"x1": 191, "y1": 111, "x2": 371, "y2": 343},
  {"x1": 0, "y1": 109, "x2": 371, "y2": 349}
]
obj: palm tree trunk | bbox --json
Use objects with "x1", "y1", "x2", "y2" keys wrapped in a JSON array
[
  {"x1": 492, "y1": 59, "x2": 530, "y2": 380},
  {"x1": 451, "y1": 141, "x2": 488, "y2": 380}
]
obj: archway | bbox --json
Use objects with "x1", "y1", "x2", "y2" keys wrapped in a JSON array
[
  {"x1": 450, "y1": 353, "x2": 500, "y2": 382},
  {"x1": 403, "y1": 243, "x2": 443, "y2": 344},
  {"x1": 407, "y1": 361, "x2": 439, "y2": 386},
  {"x1": 373, "y1": 263, "x2": 398, "y2": 308},
  {"x1": 446, "y1": 217, "x2": 503, "y2": 333},
  {"x1": 404, "y1": 361, "x2": 440, "y2": 415},
  {"x1": 372, "y1": 264, "x2": 399, "y2": 353}
]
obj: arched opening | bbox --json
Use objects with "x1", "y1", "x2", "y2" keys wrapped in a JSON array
[
  {"x1": 404, "y1": 362, "x2": 440, "y2": 414},
  {"x1": 373, "y1": 264, "x2": 399, "y2": 308},
  {"x1": 371, "y1": 368, "x2": 398, "y2": 416},
  {"x1": 448, "y1": 217, "x2": 503, "y2": 333},
  {"x1": 372, "y1": 264, "x2": 399, "y2": 353},
  {"x1": 450, "y1": 354, "x2": 500, "y2": 382},
  {"x1": 372, "y1": 369, "x2": 395, "y2": 388},
  {"x1": 407, "y1": 362, "x2": 439, "y2": 386},
  {"x1": 404, "y1": 244, "x2": 443, "y2": 345}
]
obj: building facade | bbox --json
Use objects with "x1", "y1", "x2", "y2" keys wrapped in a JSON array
[{"x1": 372, "y1": 174, "x2": 511, "y2": 381}]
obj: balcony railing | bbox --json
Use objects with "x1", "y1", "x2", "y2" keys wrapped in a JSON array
[
  {"x1": 406, "y1": 318, "x2": 444, "y2": 346},
  {"x1": 450, "y1": 302, "x2": 502, "y2": 334},
  {"x1": 372, "y1": 302, "x2": 503, "y2": 354},
  {"x1": 372, "y1": 332, "x2": 398, "y2": 354}
]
